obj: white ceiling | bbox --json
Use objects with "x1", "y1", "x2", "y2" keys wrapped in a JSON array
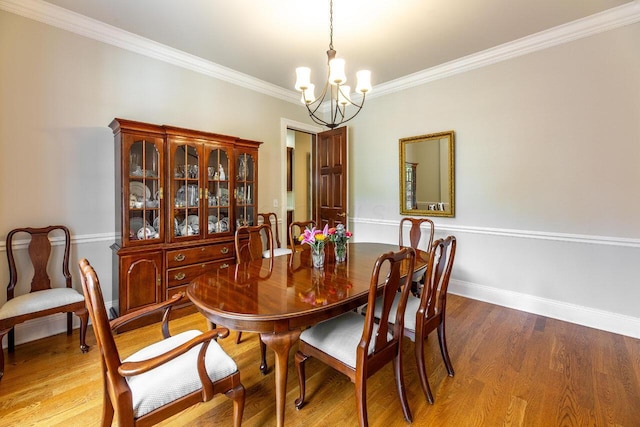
[{"x1": 16, "y1": 0, "x2": 638, "y2": 91}]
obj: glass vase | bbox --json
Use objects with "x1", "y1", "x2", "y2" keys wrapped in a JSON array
[
  {"x1": 312, "y1": 245, "x2": 325, "y2": 269},
  {"x1": 334, "y1": 242, "x2": 347, "y2": 263}
]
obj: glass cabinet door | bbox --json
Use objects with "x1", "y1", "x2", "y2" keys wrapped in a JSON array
[
  {"x1": 235, "y1": 151, "x2": 256, "y2": 228},
  {"x1": 125, "y1": 137, "x2": 162, "y2": 244},
  {"x1": 204, "y1": 146, "x2": 231, "y2": 237},
  {"x1": 170, "y1": 141, "x2": 201, "y2": 242}
]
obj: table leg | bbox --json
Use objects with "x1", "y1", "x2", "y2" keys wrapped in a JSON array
[{"x1": 260, "y1": 330, "x2": 301, "y2": 427}]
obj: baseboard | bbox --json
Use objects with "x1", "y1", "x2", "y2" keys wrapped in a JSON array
[
  {"x1": 449, "y1": 279, "x2": 640, "y2": 339},
  {"x1": 1, "y1": 300, "x2": 115, "y2": 349}
]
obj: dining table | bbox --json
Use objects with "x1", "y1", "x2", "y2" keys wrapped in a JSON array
[{"x1": 187, "y1": 242, "x2": 428, "y2": 426}]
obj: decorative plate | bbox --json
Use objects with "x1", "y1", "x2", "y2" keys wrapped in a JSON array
[{"x1": 130, "y1": 181, "x2": 151, "y2": 200}]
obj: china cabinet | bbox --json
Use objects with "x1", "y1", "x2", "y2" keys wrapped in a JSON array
[{"x1": 110, "y1": 119, "x2": 261, "y2": 324}]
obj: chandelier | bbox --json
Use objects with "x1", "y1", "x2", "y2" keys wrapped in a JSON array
[{"x1": 294, "y1": 0, "x2": 372, "y2": 129}]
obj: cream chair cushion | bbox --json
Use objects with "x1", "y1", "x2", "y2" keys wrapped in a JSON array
[
  {"x1": 371, "y1": 293, "x2": 421, "y2": 332},
  {"x1": 123, "y1": 329, "x2": 238, "y2": 418},
  {"x1": 263, "y1": 247, "x2": 293, "y2": 258},
  {"x1": 299, "y1": 311, "x2": 391, "y2": 369},
  {"x1": 0, "y1": 288, "x2": 84, "y2": 319}
]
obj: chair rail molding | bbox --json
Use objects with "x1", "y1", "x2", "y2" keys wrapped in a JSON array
[{"x1": 351, "y1": 216, "x2": 640, "y2": 339}]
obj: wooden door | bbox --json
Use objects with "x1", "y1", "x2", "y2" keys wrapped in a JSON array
[{"x1": 314, "y1": 126, "x2": 348, "y2": 229}]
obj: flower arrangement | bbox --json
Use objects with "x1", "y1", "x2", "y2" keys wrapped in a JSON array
[
  {"x1": 328, "y1": 224, "x2": 352, "y2": 262},
  {"x1": 298, "y1": 224, "x2": 329, "y2": 251},
  {"x1": 327, "y1": 224, "x2": 352, "y2": 245}
]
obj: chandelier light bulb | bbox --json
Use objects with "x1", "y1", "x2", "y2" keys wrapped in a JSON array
[
  {"x1": 338, "y1": 85, "x2": 351, "y2": 105},
  {"x1": 356, "y1": 70, "x2": 372, "y2": 94},
  {"x1": 328, "y1": 58, "x2": 347, "y2": 85},
  {"x1": 295, "y1": 67, "x2": 312, "y2": 91},
  {"x1": 301, "y1": 84, "x2": 316, "y2": 104}
]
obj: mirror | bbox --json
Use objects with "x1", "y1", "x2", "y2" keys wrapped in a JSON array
[{"x1": 399, "y1": 130, "x2": 455, "y2": 217}]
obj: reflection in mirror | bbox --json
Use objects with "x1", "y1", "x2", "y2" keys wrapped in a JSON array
[{"x1": 399, "y1": 131, "x2": 455, "y2": 217}]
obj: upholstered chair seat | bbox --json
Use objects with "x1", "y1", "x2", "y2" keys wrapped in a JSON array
[
  {"x1": 123, "y1": 329, "x2": 239, "y2": 418},
  {"x1": 0, "y1": 288, "x2": 84, "y2": 320},
  {"x1": 299, "y1": 311, "x2": 390, "y2": 369}
]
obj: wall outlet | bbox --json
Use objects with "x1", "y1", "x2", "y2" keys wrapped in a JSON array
[{"x1": 273, "y1": 199, "x2": 279, "y2": 207}]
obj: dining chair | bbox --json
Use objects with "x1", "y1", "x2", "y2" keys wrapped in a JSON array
[
  {"x1": 258, "y1": 212, "x2": 292, "y2": 258},
  {"x1": 0, "y1": 225, "x2": 89, "y2": 380},
  {"x1": 288, "y1": 220, "x2": 316, "y2": 252},
  {"x1": 294, "y1": 247, "x2": 416, "y2": 426},
  {"x1": 399, "y1": 217, "x2": 435, "y2": 296},
  {"x1": 372, "y1": 235, "x2": 457, "y2": 404},
  {"x1": 233, "y1": 224, "x2": 273, "y2": 374},
  {"x1": 78, "y1": 259, "x2": 245, "y2": 427}
]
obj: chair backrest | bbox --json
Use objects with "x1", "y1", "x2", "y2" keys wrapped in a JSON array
[
  {"x1": 6, "y1": 225, "x2": 72, "y2": 300},
  {"x1": 399, "y1": 217, "x2": 434, "y2": 252},
  {"x1": 235, "y1": 224, "x2": 274, "y2": 263},
  {"x1": 289, "y1": 220, "x2": 316, "y2": 251},
  {"x1": 258, "y1": 212, "x2": 284, "y2": 248},
  {"x1": 421, "y1": 236, "x2": 457, "y2": 320},
  {"x1": 78, "y1": 259, "x2": 125, "y2": 390},
  {"x1": 360, "y1": 247, "x2": 416, "y2": 367}
]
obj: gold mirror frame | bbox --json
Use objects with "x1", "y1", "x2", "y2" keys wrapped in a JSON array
[{"x1": 399, "y1": 130, "x2": 455, "y2": 217}]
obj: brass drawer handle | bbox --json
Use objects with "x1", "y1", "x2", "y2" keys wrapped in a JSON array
[
  {"x1": 220, "y1": 247, "x2": 229, "y2": 254},
  {"x1": 220, "y1": 263, "x2": 229, "y2": 269},
  {"x1": 174, "y1": 272, "x2": 186, "y2": 280},
  {"x1": 174, "y1": 254, "x2": 186, "y2": 262}
]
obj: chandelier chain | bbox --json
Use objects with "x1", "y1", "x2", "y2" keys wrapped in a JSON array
[{"x1": 329, "y1": 0, "x2": 334, "y2": 51}]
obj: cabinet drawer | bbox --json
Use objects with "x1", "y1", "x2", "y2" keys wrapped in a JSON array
[
  {"x1": 166, "y1": 260, "x2": 231, "y2": 288},
  {"x1": 166, "y1": 243, "x2": 234, "y2": 268}
]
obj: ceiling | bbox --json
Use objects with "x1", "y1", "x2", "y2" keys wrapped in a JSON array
[{"x1": 28, "y1": 0, "x2": 637, "y2": 91}]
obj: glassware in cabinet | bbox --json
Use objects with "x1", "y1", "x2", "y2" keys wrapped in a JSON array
[
  {"x1": 126, "y1": 137, "x2": 162, "y2": 244},
  {"x1": 169, "y1": 142, "x2": 201, "y2": 240},
  {"x1": 205, "y1": 147, "x2": 232, "y2": 237},
  {"x1": 235, "y1": 151, "x2": 257, "y2": 228}
]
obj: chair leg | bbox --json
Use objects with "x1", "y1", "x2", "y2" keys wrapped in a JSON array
[
  {"x1": 235, "y1": 331, "x2": 242, "y2": 344},
  {"x1": 294, "y1": 351, "x2": 309, "y2": 409},
  {"x1": 66, "y1": 312, "x2": 73, "y2": 335},
  {"x1": 355, "y1": 370, "x2": 369, "y2": 427},
  {"x1": 437, "y1": 319, "x2": 455, "y2": 377},
  {"x1": 0, "y1": 330, "x2": 8, "y2": 380},
  {"x1": 8, "y1": 327, "x2": 15, "y2": 353},
  {"x1": 225, "y1": 383, "x2": 246, "y2": 427},
  {"x1": 415, "y1": 335, "x2": 435, "y2": 404},
  {"x1": 259, "y1": 338, "x2": 268, "y2": 375},
  {"x1": 101, "y1": 376, "x2": 115, "y2": 427},
  {"x1": 393, "y1": 354, "x2": 413, "y2": 423},
  {"x1": 76, "y1": 308, "x2": 90, "y2": 353}
]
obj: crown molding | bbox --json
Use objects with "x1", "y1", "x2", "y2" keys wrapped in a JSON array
[
  {"x1": 1, "y1": 0, "x2": 639, "y2": 104},
  {"x1": 371, "y1": 1, "x2": 640, "y2": 98},
  {"x1": 0, "y1": 0, "x2": 299, "y2": 104}
]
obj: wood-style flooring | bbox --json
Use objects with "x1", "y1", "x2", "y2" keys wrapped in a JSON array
[{"x1": 1, "y1": 294, "x2": 639, "y2": 426}]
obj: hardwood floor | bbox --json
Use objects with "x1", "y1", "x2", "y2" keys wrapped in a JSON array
[{"x1": 1, "y1": 295, "x2": 639, "y2": 426}]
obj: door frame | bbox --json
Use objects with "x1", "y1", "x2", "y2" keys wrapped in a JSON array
[{"x1": 279, "y1": 119, "x2": 323, "y2": 230}]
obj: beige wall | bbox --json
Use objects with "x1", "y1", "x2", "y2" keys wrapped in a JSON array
[
  {"x1": 348, "y1": 22, "x2": 640, "y2": 334},
  {"x1": 0, "y1": 11, "x2": 308, "y2": 332},
  {"x1": 1, "y1": 9, "x2": 639, "y2": 343}
]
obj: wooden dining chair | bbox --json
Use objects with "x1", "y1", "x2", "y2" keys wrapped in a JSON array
[
  {"x1": 288, "y1": 220, "x2": 316, "y2": 252},
  {"x1": 233, "y1": 224, "x2": 273, "y2": 374},
  {"x1": 78, "y1": 259, "x2": 245, "y2": 427},
  {"x1": 372, "y1": 235, "x2": 457, "y2": 404},
  {"x1": 258, "y1": 212, "x2": 292, "y2": 257},
  {"x1": 294, "y1": 247, "x2": 416, "y2": 426},
  {"x1": 0, "y1": 225, "x2": 88, "y2": 380},
  {"x1": 399, "y1": 217, "x2": 435, "y2": 296}
]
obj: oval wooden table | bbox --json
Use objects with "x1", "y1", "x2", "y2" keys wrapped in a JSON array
[{"x1": 187, "y1": 242, "x2": 427, "y2": 426}]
